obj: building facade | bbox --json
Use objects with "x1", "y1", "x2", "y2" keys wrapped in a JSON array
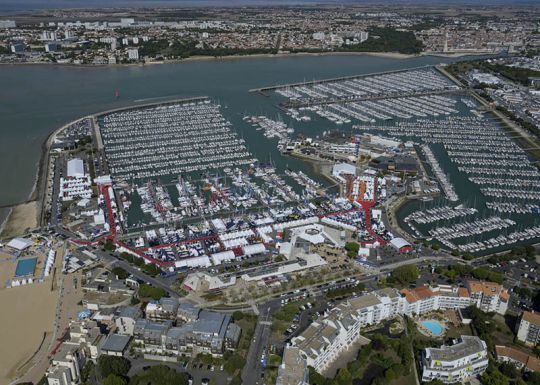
[
  {"x1": 281, "y1": 281, "x2": 507, "y2": 380},
  {"x1": 516, "y1": 311, "x2": 540, "y2": 347},
  {"x1": 421, "y1": 336, "x2": 489, "y2": 384}
]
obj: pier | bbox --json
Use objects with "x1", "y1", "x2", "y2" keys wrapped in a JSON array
[{"x1": 249, "y1": 65, "x2": 434, "y2": 94}]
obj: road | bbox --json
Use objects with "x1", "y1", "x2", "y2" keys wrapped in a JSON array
[
  {"x1": 242, "y1": 299, "x2": 280, "y2": 385},
  {"x1": 49, "y1": 155, "x2": 64, "y2": 227}
]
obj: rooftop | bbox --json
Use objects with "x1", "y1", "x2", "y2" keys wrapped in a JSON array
[
  {"x1": 467, "y1": 281, "x2": 504, "y2": 296},
  {"x1": 101, "y1": 334, "x2": 131, "y2": 353},
  {"x1": 295, "y1": 321, "x2": 339, "y2": 358},
  {"x1": 277, "y1": 347, "x2": 309, "y2": 385},
  {"x1": 522, "y1": 310, "x2": 540, "y2": 327},
  {"x1": 496, "y1": 345, "x2": 540, "y2": 372},
  {"x1": 426, "y1": 335, "x2": 486, "y2": 363}
]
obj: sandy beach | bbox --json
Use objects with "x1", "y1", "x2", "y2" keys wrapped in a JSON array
[
  {"x1": 0, "y1": 49, "x2": 492, "y2": 69},
  {"x1": 0, "y1": 201, "x2": 38, "y2": 239},
  {"x1": 0, "y1": 281, "x2": 58, "y2": 384}
]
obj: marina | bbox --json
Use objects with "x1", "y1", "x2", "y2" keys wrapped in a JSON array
[
  {"x1": 99, "y1": 99, "x2": 255, "y2": 182},
  {"x1": 271, "y1": 67, "x2": 459, "y2": 106},
  {"x1": 404, "y1": 205, "x2": 478, "y2": 224},
  {"x1": 3, "y1": 54, "x2": 538, "y2": 256},
  {"x1": 242, "y1": 115, "x2": 294, "y2": 151}
]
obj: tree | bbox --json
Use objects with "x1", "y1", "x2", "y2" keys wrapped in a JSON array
[
  {"x1": 232, "y1": 311, "x2": 245, "y2": 321},
  {"x1": 309, "y1": 366, "x2": 331, "y2": 385},
  {"x1": 103, "y1": 374, "x2": 127, "y2": 385},
  {"x1": 391, "y1": 264, "x2": 419, "y2": 285},
  {"x1": 80, "y1": 360, "x2": 95, "y2": 382},
  {"x1": 334, "y1": 367, "x2": 353, "y2": 385},
  {"x1": 224, "y1": 353, "x2": 246, "y2": 374},
  {"x1": 498, "y1": 361, "x2": 519, "y2": 378},
  {"x1": 138, "y1": 284, "x2": 167, "y2": 300},
  {"x1": 97, "y1": 355, "x2": 131, "y2": 378},
  {"x1": 129, "y1": 365, "x2": 188, "y2": 385},
  {"x1": 103, "y1": 239, "x2": 117, "y2": 252},
  {"x1": 345, "y1": 242, "x2": 360, "y2": 258},
  {"x1": 526, "y1": 372, "x2": 540, "y2": 385},
  {"x1": 385, "y1": 367, "x2": 397, "y2": 381},
  {"x1": 481, "y1": 368, "x2": 509, "y2": 385},
  {"x1": 112, "y1": 267, "x2": 129, "y2": 280},
  {"x1": 141, "y1": 263, "x2": 161, "y2": 277}
]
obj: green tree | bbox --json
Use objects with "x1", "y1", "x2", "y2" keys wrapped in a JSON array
[
  {"x1": 224, "y1": 353, "x2": 246, "y2": 374},
  {"x1": 97, "y1": 355, "x2": 131, "y2": 378},
  {"x1": 141, "y1": 263, "x2": 161, "y2": 277},
  {"x1": 112, "y1": 267, "x2": 129, "y2": 280},
  {"x1": 527, "y1": 372, "x2": 540, "y2": 385},
  {"x1": 80, "y1": 360, "x2": 95, "y2": 382},
  {"x1": 232, "y1": 311, "x2": 245, "y2": 321},
  {"x1": 138, "y1": 284, "x2": 167, "y2": 300},
  {"x1": 481, "y1": 369, "x2": 509, "y2": 385},
  {"x1": 103, "y1": 239, "x2": 117, "y2": 252},
  {"x1": 391, "y1": 264, "x2": 419, "y2": 285},
  {"x1": 334, "y1": 367, "x2": 353, "y2": 385},
  {"x1": 103, "y1": 374, "x2": 127, "y2": 385},
  {"x1": 129, "y1": 365, "x2": 188, "y2": 385}
]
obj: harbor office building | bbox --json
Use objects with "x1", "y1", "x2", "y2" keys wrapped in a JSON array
[{"x1": 278, "y1": 281, "x2": 508, "y2": 384}]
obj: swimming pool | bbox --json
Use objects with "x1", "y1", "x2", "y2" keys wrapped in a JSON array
[
  {"x1": 15, "y1": 257, "x2": 37, "y2": 277},
  {"x1": 420, "y1": 320, "x2": 445, "y2": 336}
]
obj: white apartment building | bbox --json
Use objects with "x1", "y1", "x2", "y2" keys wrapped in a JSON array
[
  {"x1": 421, "y1": 336, "x2": 489, "y2": 384},
  {"x1": 401, "y1": 281, "x2": 509, "y2": 316},
  {"x1": 516, "y1": 311, "x2": 540, "y2": 346},
  {"x1": 466, "y1": 281, "x2": 509, "y2": 315},
  {"x1": 276, "y1": 347, "x2": 309, "y2": 385},
  {"x1": 280, "y1": 281, "x2": 508, "y2": 380},
  {"x1": 128, "y1": 48, "x2": 139, "y2": 60},
  {"x1": 287, "y1": 288, "x2": 402, "y2": 374},
  {"x1": 42, "y1": 30, "x2": 57, "y2": 41},
  {"x1": 401, "y1": 285, "x2": 472, "y2": 316},
  {"x1": 47, "y1": 345, "x2": 84, "y2": 385}
]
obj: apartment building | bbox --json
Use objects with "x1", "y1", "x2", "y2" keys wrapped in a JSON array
[
  {"x1": 145, "y1": 298, "x2": 179, "y2": 322},
  {"x1": 131, "y1": 308, "x2": 240, "y2": 357},
  {"x1": 496, "y1": 345, "x2": 540, "y2": 373},
  {"x1": 287, "y1": 288, "x2": 401, "y2": 373},
  {"x1": 401, "y1": 285, "x2": 472, "y2": 316},
  {"x1": 466, "y1": 281, "x2": 509, "y2": 315},
  {"x1": 401, "y1": 281, "x2": 509, "y2": 316},
  {"x1": 47, "y1": 345, "x2": 85, "y2": 385},
  {"x1": 64, "y1": 319, "x2": 104, "y2": 360},
  {"x1": 421, "y1": 336, "x2": 489, "y2": 384},
  {"x1": 276, "y1": 346, "x2": 310, "y2": 385},
  {"x1": 516, "y1": 311, "x2": 540, "y2": 346},
  {"x1": 281, "y1": 281, "x2": 507, "y2": 379},
  {"x1": 115, "y1": 306, "x2": 142, "y2": 335}
]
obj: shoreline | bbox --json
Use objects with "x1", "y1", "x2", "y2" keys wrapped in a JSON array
[{"x1": 0, "y1": 50, "x2": 496, "y2": 69}]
